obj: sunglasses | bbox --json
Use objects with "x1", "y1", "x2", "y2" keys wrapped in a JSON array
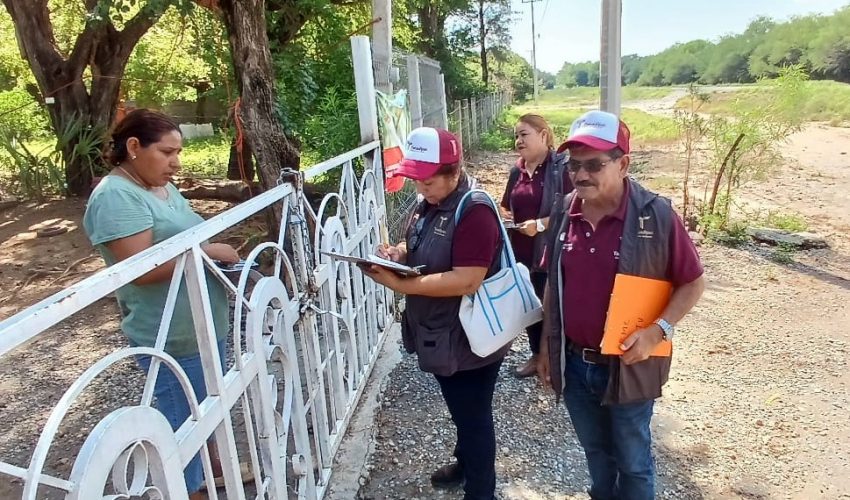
[
  {"x1": 407, "y1": 216, "x2": 427, "y2": 252},
  {"x1": 566, "y1": 157, "x2": 618, "y2": 174}
]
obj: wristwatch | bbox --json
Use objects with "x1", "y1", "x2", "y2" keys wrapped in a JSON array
[
  {"x1": 535, "y1": 219, "x2": 546, "y2": 233},
  {"x1": 654, "y1": 318, "x2": 674, "y2": 341}
]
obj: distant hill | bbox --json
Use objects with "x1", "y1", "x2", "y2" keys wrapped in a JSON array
[{"x1": 557, "y1": 6, "x2": 850, "y2": 87}]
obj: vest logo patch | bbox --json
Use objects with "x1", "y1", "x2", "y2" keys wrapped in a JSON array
[
  {"x1": 434, "y1": 215, "x2": 449, "y2": 237},
  {"x1": 638, "y1": 215, "x2": 654, "y2": 239}
]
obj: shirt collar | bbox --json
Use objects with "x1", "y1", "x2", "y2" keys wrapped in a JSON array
[
  {"x1": 518, "y1": 150, "x2": 552, "y2": 179},
  {"x1": 568, "y1": 179, "x2": 630, "y2": 221}
]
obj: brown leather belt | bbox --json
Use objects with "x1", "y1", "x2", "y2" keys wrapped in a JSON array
[{"x1": 568, "y1": 343, "x2": 613, "y2": 365}]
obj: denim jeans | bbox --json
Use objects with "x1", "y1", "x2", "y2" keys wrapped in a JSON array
[
  {"x1": 434, "y1": 359, "x2": 503, "y2": 500},
  {"x1": 563, "y1": 350, "x2": 655, "y2": 500},
  {"x1": 135, "y1": 339, "x2": 226, "y2": 494}
]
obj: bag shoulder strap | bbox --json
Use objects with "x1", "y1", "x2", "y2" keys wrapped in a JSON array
[{"x1": 454, "y1": 189, "x2": 517, "y2": 270}]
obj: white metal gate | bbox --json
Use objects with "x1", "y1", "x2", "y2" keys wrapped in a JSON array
[{"x1": 0, "y1": 37, "x2": 394, "y2": 499}]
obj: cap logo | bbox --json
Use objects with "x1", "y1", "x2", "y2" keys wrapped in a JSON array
[
  {"x1": 408, "y1": 143, "x2": 428, "y2": 153},
  {"x1": 578, "y1": 120, "x2": 607, "y2": 129}
]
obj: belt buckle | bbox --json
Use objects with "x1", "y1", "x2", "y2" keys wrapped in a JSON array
[{"x1": 581, "y1": 348, "x2": 598, "y2": 365}]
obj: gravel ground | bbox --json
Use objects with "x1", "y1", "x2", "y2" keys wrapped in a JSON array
[
  {"x1": 356, "y1": 242, "x2": 850, "y2": 500},
  {"x1": 356, "y1": 332, "x2": 716, "y2": 500}
]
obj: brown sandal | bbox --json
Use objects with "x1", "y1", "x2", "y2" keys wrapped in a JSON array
[{"x1": 514, "y1": 355, "x2": 539, "y2": 378}]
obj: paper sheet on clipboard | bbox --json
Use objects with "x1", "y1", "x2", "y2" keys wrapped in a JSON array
[{"x1": 321, "y1": 251, "x2": 423, "y2": 276}]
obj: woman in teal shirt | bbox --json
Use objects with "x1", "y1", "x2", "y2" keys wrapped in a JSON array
[{"x1": 83, "y1": 109, "x2": 238, "y2": 497}]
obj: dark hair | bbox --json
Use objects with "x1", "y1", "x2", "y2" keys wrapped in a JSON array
[
  {"x1": 607, "y1": 147, "x2": 626, "y2": 160},
  {"x1": 517, "y1": 114, "x2": 555, "y2": 149},
  {"x1": 434, "y1": 161, "x2": 461, "y2": 177},
  {"x1": 105, "y1": 109, "x2": 180, "y2": 165}
]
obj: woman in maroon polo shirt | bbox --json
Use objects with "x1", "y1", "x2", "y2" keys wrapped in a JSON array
[
  {"x1": 500, "y1": 114, "x2": 572, "y2": 378},
  {"x1": 363, "y1": 127, "x2": 505, "y2": 500}
]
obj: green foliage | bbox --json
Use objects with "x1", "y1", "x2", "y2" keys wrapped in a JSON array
[
  {"x1": 124, "y1": 6, "x2": 228, "y2": 108},
  {"x1": 701, "y1": 209, "x2": 750, "y2": 248},
  {"x1": 637, "y1": 40, "x2": 713, "y2": 86},
  {"x1": 0, "y1": 7, "x2": 31, "y2": 90},
  {"x1": 478, "y1": 114, "x2": 514, "y2": 151},
  {"x1": 556, "y1": 61, "x2": 599, "y2": 88},
  {"x1": 683, "y1": 79, "x2": 850, "y2": 125},
  {"x1": 0, "y1": 141, "x2": 64, "y2": 202},
  {"x1": 507, "y1": 97, "x2": 678, "y2": 147},
  {"x1": 269, "y1": 2, "x2": 370, "y2": 163},
  {"x1": 622, "y1": 55, "x2": 649, "y2": 85},
  {"x1": 302, "y1": 86, "x2": 360, "y2": 163},
  {"x1": 523, "y1": 86, "x2": 674, "y2": 110},
  {"x1": 554, "y1": 7, "x2": 850, "y2": 87},
  {"x1": 56, "y1": 114, "x2": 109, "y2": 184},
  {"x1": 769, "y1": 243, "x2": 797, "y2": 264},
  {"x1": 699, "y1": 67, "x2": 808, "y2": 229},
  {"x1": 762, "y1": 211, "x2": 809, "y2": 232},
  {"x1": 0, "y1": 90, "x2": 51, "y2": 141},
  {"x1": 488, "y1": 50, "x2": 533, "y2": 101},
  {"x1": 180, "y1": 134, "x2": 231, "y2": 177},
  {"x1": 0, "y1": 135, "x2": 63, "y2": 202}
]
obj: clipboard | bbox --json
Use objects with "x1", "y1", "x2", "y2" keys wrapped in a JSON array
[
  {"x1": 601, "y1": 273, "x2": 673, "y2": 357},
  {"x1": 321, "y1": 251, "x2": 423, "y2": 276}
]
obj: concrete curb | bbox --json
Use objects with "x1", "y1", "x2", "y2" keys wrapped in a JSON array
[{"x1": 326, "y1": 323, "x2": 403, "y2": 499}]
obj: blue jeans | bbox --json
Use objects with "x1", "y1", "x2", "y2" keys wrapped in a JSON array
[
  {"x1": 135, "y1": 340, "x2": 226, "y2": 494},
  {"x1": 563, "y1": 350, "x2": 655, "y2": 500}
]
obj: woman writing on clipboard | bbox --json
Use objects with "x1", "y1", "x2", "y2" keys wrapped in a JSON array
[
  {"x1": 500, "y1": 114, "x2": 572, "y2": 378},
  {"x1": 362, "y1": 127, "x2": 505, "y2": 500}
]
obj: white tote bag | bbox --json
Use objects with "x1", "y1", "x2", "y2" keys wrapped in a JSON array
[{"x1": 455, "y1": 190, "x2": 543, "y2": 357}]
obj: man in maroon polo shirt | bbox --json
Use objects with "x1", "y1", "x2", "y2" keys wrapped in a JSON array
[{"x1": 538, "y1": 111, "x2": 705, "y2": 500}]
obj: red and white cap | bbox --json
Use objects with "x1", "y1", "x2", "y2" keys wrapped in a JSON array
[
  {"x1": 561, "y1": 110, "x2": 631, "y2": 154},
  {"x1": 394, "y1": 127, "x2": 462, "y2": 180}
]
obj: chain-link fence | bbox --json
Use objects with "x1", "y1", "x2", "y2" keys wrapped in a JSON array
[
  {"x1": 379, "y1": 51, "x2": 512, "y2": 243},
  {"x1": 448, "y1": 90, "x2": 512, "y2": 158}
]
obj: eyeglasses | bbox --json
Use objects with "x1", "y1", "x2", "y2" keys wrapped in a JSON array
[{"x1": 566, "y1": 158, "x2": 616, "y2": 174}]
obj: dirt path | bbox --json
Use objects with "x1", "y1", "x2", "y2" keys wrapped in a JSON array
[{"x1": 627, "y1": 85, "x2": 743, "y2": 117}]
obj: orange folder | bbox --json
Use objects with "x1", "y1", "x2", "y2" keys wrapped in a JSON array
[{"x1": 601, "y1": 274, "x2": 673, "y2": 357}]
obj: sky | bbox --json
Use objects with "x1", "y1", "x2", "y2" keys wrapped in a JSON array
[{"x1": 509, "y1": 0, "x2": 850, "y2": 74}]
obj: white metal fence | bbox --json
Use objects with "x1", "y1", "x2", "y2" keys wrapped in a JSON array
[{"x1": 0, "y1": 139, "x2": 393, "y2": 498}]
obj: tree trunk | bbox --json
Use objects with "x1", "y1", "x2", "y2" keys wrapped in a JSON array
[
  {"x1": 219, "y1": 0, "x2": 301, "y2": 235},
  {"x1": 2, "y1": 0, "x2": 166, "y2": 197},
  {"x1": 227, "y1": 135, "x2": 256, "y2": 181},
  {"x1": 478, "y1": 0, "x2": 489, "y2": 85},
  {"x1": 179, "y1": 179, "x2": 261, "y2": 202},
  {"x1": 707, "y1": 133, "x2": 745, "y2": 216}
]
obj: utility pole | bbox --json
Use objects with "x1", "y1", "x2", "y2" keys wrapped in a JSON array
[
  {"x1": 600, "y1": 0, "x2": 622, "y2": 115},
  {"x1": 372, "y1": 0, "x2": 393, "y2": 94},
  {"x1": 522, "y1": 0, "x2": 541, "y2": 102}
]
